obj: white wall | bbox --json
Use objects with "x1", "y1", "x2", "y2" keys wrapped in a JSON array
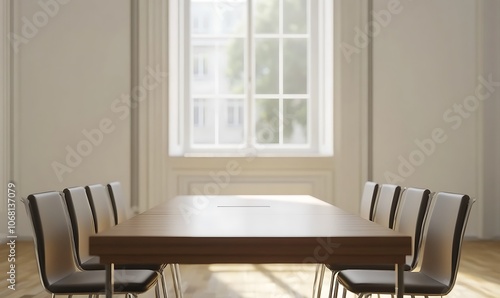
[{"x1": 12, "y1": 0, "x2": 132, "y2": 237}]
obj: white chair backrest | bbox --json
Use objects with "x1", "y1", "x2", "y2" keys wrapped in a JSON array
[
  {"x1": 393, "y1": 187, "x2": 431, "y2": 268},
  {"x1": 419, "y1": 192, "x2": 473, "y2": 289},
  {"x1": 63, "y1": 186, "x2": 97, "y2": 265},
  {"x1": 25, "y1": 192, "x2": 80, "y2": 288},
  {"x1": 372, "y1": 184, "x2": 401, "y2": 229},
  {"x1": 107, "y1": 181, "x2": 130, "y2": 224},
  {"x1": 85, "y1": 184, "x2": 115, "y2": 233}
]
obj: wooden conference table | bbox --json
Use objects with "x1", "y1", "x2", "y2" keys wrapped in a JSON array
[{"x1": 89, "y1": 195, "x2": 411, "y2": 298}]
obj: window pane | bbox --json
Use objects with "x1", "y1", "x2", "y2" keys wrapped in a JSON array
[
  {"x1": 192, "y1": 1, "x2": 246, "y2": 35},
  {"x1": 283, "y1": 0, "x2": 307, "y2": 34},
  {"x1": 219, "y1": 99, "x2": 244, "y2": 144},
  {"x1": 254, "y1": 0, "x2": 279, "y2": 34},
  {"x1": 284, "y1": 98, "x2": 307, "y2": 144},
  {"x1": 221, "y1": 38, "x2": 245, "y2": 94},
  {"x1": 191, "y1": 2, "x2": 215, "y2": 34},
  {"x1": 192, "y1": 44, "x2": 216, "y2": 94},
  {"x1": 283, "y1": 38, "x2": 307, "y2": 94},
  {"x1": 213, "y1": 0, "x2": 246, "y2": 35},
  {"x1": 255, "y1": 38, "x2": 279, "y2": 94},
  {"x1": 192, "y1": 98, "x2": 216, "y2": 144},
  {"x1": 255, "y1": 98, "x2": 279, "y2": 144},
  {"x1": 193, "y1": 49, "x2": 209, "y2": 78}
]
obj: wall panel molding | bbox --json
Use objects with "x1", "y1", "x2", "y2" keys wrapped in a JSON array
[
  {"x1": 478, "y1": 0, "x2": 500, "y2": 239},
  {"x1": 0, "y1": 0, "x2": 11, "y2": 241},
  {"x1": 134, "y1": 0, "x2": 169, "y2": 212},
  {"x1": 173, "y1": 170, "x2": 333, "y2": 202},
  {"x1": 475, "y1": 0, "x2": 485, "y2": 239}
]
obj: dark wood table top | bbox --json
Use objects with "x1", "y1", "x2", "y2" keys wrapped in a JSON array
[{"x1": 90, "y1": 195, "x2": 411, "y2": 265}]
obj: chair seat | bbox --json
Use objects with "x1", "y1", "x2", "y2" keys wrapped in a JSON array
[
  {"x1": 82, "y1": 256, "x2": 163, "y2": 271},
  {"x1": 47, "y1": 269, "x2": 158, "y2": 294},
  {"x1": 337, "y1": 269, "x2": 449, "y2": 295}
]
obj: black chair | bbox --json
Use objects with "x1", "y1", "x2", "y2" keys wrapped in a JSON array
[
  {"x1": 106, "y1": 182, "x2": 184, "y2": 298},
  {"x1": 313, "y1": 181, "x2": 380, "y2": 297},
  {"x1": 23, "y1": 191, "x2": 160, "y2": 298},
  {"x1": 334, "y1": 192, "x2": 474, "y2": 298}
]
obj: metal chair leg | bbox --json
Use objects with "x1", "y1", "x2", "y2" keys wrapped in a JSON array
[
  {"x1": 328, "y1": 269, "x2": 336, "y2": 298},
  {"x1": 160, "y1": 267, "x2": 169, "y2": 298},
  {"x1": 170, "y1": 264, "x2": 183, "y2": 298},
  {"x1": 332, "y1": 272, "x2": 340, "y2": 298},
  {"x1": 174, "y1": 264, "x2": 183, "y2": 298},
  {"x1": 312, "y1": 264, "x2": 321, "y2": 297},
  {"x1": 312, "y1": 264, "x2": 327, "y2": 298},
  {"x1": 155, "y1": 280, "x2": 161, "y2": 298}
]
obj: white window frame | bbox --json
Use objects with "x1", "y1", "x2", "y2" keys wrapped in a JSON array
[{"x1": 169, "y1": 0, "x2": 333, "y2": 157}]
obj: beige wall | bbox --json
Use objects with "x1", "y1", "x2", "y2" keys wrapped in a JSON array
[
  {"x1": 12, "y1": 0, "x2": 132, "y2": 237},
  {"x1": 481, "y1": 0, "x2": 500, "y2": 238},
  {"x1": 4, "y1": 0, "x2": 500, "y2": 239},
  {"x1": 371, "y1": 0, "x2": 500, "y2": 238}
]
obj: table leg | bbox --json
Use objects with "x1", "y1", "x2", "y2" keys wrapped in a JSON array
[
  {"x1": 106, "y1": 263, "x2": 114, "y2": 298},
  {"x1": 395, "y1": 263, "x2": 404, "y2": 298}
]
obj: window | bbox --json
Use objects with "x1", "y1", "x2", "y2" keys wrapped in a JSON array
[{"x1": 169, "y1": 0, "x2": 333, "y2": 156}]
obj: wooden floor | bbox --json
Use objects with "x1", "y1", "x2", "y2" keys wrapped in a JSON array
[{"x1": 1, "y1": 240, "x2": 499, "y2": 298}]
